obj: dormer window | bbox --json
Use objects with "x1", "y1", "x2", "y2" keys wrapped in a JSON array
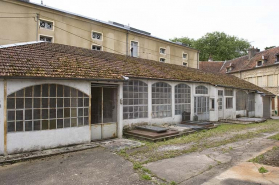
[
  {"x1": 226, "y1": 66, "x2": 233, "y2": 73},
  {"x1": 257, "y1": 60, "x2": 263, "y2": 67},
  {"x1": 276, "y1": 54, "x2": 279, "y2": 63}
]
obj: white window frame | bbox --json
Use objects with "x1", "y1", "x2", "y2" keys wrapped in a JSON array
[
  {"x1": 182, "y1": 52, "x2": 188, "y2": 60},
  {"x1": 91, "y1": 31, "x2": 103, "y2": 41},
  {"x1": 226, "y1": 97, "x2": 233, "y2": 109},
  {"x1": 159, "y1": 57, "x2": 166, "y2": 63},
  {"x1": 130, "y1": 40, "x2": 139, "y2": 58},
  {"x1": 39, "y1": 18, "x2": 54, "y2": 31},
  {"x1": 182, "y1": 62, "x2": 188, "y2": 67},
  {"x1": 256, "y1": 60, "x2": 263, "y2": 67},
  {"x1": 39, "y1": 34, "x2": 54, "y2": 43},
  {"x1": 159, "y1": 47, "x2": 166, "y2": 55},
  {"x1": 210, "y1": 98, "x2": 215, "y2": 111},
  {"x1": 91, "y1": 44, "x2": 103, "y2": 51}
]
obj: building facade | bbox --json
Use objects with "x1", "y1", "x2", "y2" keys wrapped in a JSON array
[
  {"x1": 0, "y1": 42, "x2": 273, "y2": 155},
  {"x1": 199, "y1": 47, "x2": 279, "y2": 116},
  {"x1": 0, "y1": 0, "x2": 199, "y2": 68}
]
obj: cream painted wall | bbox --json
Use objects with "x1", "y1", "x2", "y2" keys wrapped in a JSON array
[
  {"x1": 0, "y1": 0, "x2": 198, "y2": 68},
  {"x1": 0, "y1": 80, "x2": 4, "y2": 155},
  {"x1": 233, "y1": 64, "x2": 279, "y2": 115}
]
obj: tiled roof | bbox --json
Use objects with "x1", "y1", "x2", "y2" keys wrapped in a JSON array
[
  {"x1": 220, "y1": 47, "x2": 279, "y2": 73},
  {"x1": 0, "y1": 42, "x2": 273, "y2": 95},
  {"x1": 199, "y1": 61, "x2": 224, "y2": 73}
]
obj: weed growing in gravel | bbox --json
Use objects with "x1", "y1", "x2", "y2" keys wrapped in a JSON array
[
  {"x1": 170, "y1": 181, "x2": 177, "y2": 185},
  {"x1": 258, "y1": 166, "x2": 268, "y2": 173},
  {"x1": 141, "y1": 174, "x2": 152, "y2": 180}
]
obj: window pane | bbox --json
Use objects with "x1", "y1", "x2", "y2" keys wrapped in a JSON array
[
  {"x1": 8, "y1": 111, "x2": 15, "y2": 121},
  {"x1": 50, "y1": 84, "x2": 56, "y2": 97},
  {"x1": 34, "y1": 85, "x2": 41, "y2": 97},
  {"x1": 71, "y1": 118, "x2": 77, "y2": 127},
  {"x1": 42, "y1": 84, "x2": 48, "y2": 97},
  {"x1": 8, "y1": 122, "x2": 15, "y2": 132},
  {"x1": 25, "y1": 98, "x2": 32, "y2": 108},
  {"x1": 16, "y1": 121, "x2": 23, "y2": 132},
  {"x1": 57, "y1": 119, "x2": 63, "y2": 128},
  {"x1": 16, "y1": 98, "x2": 24, "y2": 109},
  {"x1": 25, "y1": 110, "x2": 32, "y2": 120},
  {"x1": 25, "y1": 86, "x2": 33, "y2": 97},
  {"x1": 7, "y1": 98, "x2": 15, "y2": 109},
  {"x1": 25, "y1": 121, "x2": 33, "y2": 131},
  {"x1": 50, "y1": 120, "x2": 56, "y2": 130},
  {"x1": 34, "y1": 120, "x2": 41, "y2": 130},
  {"x1": 57, "y1": 85, "x2": 63, "y2": 97},
  {"x1": 42, "y1": 120, "x2": 49, "y2": 130}
]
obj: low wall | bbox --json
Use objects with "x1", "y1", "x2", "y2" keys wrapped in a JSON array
[{"x1": 7, "y1": 126, "x2": 90, "y2": 154}]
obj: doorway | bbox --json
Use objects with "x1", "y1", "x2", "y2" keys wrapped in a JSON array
[{"x1": 91, "y1": 83, "x2": 118, "y2": 140}]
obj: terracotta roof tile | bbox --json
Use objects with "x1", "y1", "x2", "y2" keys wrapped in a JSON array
[
  {"x1": 199, "y1": 61, "x2": 224, "y2": 73},
  {"x1": 220, "y1": 47, "x2": 279, "y2": 73},
  {"x1": 0, "y1": 42, "x2": 274, "y2": 95}
]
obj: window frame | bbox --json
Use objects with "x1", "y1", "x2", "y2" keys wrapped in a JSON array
[
  {"x1": 130, "y1": 40, "x2": 139, "y2": 58},
  {"x1": 39, "y1": 18, "x2": 54, "y2": 31},
  {"x1": 91, "y1": 31, "x2": 103, "y2": 41},
  {"x1": 182, "y1": 62, "x2": 188, "y2": 67},
  {"x1": 152, "y1": 82, "x2": 172, "y2": 118},
  {"x1": 159, "y1": 47, "x2": 166, "y2": 55},
  {"x1": 7, "y1": 84, "x2": 89, "y2": 133},
  {"x1": 210, "y1": 98, "x2": 215, "y2": 111},
  {"x1": 92, "y1": 44, "x2": 102, "y2": 51},
  {"x1": 257, "y1": 60, "x2": 263, "y2": 67},
  {"x1": 175, "y1": 84, "x2": 191, "y2": 115},
  {"x1": 159, "y1": 57, "x2": 166, "y2": 63},
  {"x1": 39, "y1": 34, "x2": 54, "y2": 43},
  {"x1": 195, "y1": 85, "x2": 208, "y2": 95},
  {"x1": 123, "y1": 80, "x2": 148, "y2": 120},
  {"x1": 226, "y1": 97, "x2": 233, "y2": 109},
  {"x1": 182, "y1": 52, "x2": 188, "y2": 60}
]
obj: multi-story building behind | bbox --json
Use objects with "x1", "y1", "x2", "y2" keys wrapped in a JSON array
[
  {"x1": 199, "y1": 47, "x2": 279, "y2": 115},
  {"x1": 0, "y1": 0, "x2": 199, "y2": 68}
]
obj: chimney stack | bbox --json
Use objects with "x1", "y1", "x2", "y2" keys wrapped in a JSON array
[{"x1": 248, "y1": 46, "x2": 260, "y2": 60}]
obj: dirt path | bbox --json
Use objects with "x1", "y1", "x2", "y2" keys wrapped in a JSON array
[{"x1": 145, "y1": 133, "x2": 279, "y2": 184}]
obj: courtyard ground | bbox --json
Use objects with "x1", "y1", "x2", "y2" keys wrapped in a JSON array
[{"x1": 0, "y1": 119, "x2": 279, "y2": 185}]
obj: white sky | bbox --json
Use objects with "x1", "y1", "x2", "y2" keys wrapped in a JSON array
[{"x1": 31, "y1": 0, "x2": 279, "y2": 50}]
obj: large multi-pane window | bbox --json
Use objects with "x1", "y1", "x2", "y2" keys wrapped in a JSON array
[
  {"x1": 152, "y1": 82, "x2": 172, "y2": 118},
  {"x1": 175, "y1": 84, "x2": 191, "y2": 115},
  {"x1": 123, "y1": 80, "x2": 148, "y2": 119},
  {"x1": 7, "y1": 84, "x2": 89, "y2": 132},
  {"x1": 195, "y1": 85, "x2": 208, "y2": 94}
]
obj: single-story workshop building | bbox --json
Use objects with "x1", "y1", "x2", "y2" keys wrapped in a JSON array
[{"x1": 0, "y1": 42, "x2": 274, "y2": 155}]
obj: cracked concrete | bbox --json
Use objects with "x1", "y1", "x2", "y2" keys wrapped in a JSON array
[{"x1": 145, "y1": 133, "x2": 279, "y2": 184}]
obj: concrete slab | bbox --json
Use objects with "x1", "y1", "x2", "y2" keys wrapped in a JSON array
[
  {"x1": 97, "y1": 139, "x2": 144, "y2": 152},
  {"x1": 203, "y1": 162, "x2": 279, "y2": 185},
  {"x1": 145, "y1": 153, "x2": 217, "y2": 183},
  {"x1": 0, "y1": 147, "x2": 151, "y2": 185}
]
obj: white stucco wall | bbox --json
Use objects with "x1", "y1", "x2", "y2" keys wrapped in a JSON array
[
  {"x1": 255, "y1": 94, "x2": 263, "y2": 117},
  {"x1": 223, "y1": 89, "x2": 236, "y2": 119},
  {"x1": 7, "y1": 126, "x2": 90, "y2": 154},
  {"x1": 0, "y1": 80, "x2": 4, "y2": 155},
  {"x1": 6, "y1": 79, "x2": 91, "y2": 154}
]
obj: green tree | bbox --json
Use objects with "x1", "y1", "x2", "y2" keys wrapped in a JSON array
[
  {"x1": 265, "y1": 46, "x2": 276, "y2": 50},
  {"x1": 170, "y1": 32, "x2": 251, "y2": 61}
]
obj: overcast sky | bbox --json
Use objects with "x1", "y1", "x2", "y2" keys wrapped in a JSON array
[{"x1": 31, "y1": 0, "x2": 279, "y2": 51}]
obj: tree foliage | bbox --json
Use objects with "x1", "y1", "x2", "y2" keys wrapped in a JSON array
[
  {"x1": 265, "y1": 46, "x2": 276, "y2": 50},
  {"x1": 170, "y1": 32, "x2": 251, "y2": 61}
]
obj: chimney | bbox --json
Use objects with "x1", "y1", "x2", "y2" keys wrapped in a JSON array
[{"x1": 248, "y1": 46, "x2": 260, "y2": 60}]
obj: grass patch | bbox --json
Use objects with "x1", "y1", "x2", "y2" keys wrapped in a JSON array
[
  {"x1": 141, "y1": 174, "x2": 152, "y2": 180},
  {"x1": 258, "y1": 166, "x2": 268, "y2": 173},
  {"x1": 142, "y1": 167, "x2": 151, "y2": 174},
  {"x1": 269, "y1": 133, "x2": 279, "y2": 140},
  {"x1": 170, "y1": 181, "x2": 177, "y2": 185},
  {"x1": 249, "y1": 154, "x2": 264, "y2": 163},
  {"x1": 133, "y1": 162, "x2": 143, "y2": 170},
  {"x1": 119, "y1": 120, "x2": 279, "y2": 167}
]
